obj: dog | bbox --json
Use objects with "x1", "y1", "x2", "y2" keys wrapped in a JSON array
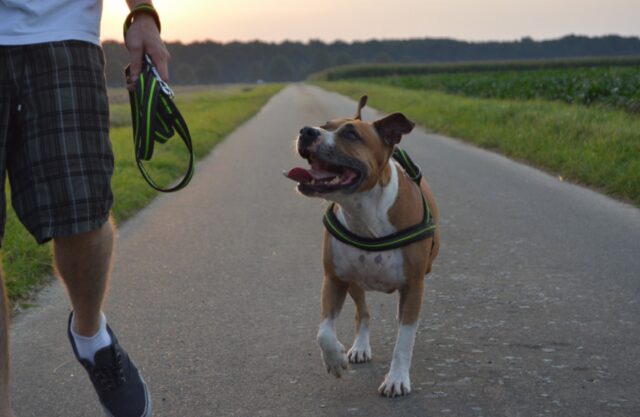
[{"x1": 284, "y1": 96, "x2": 440, "y2": 397}]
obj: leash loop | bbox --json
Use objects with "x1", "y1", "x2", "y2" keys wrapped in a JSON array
[{"x1": 125, "y1": 54, "x2": 195, "y2": 192}]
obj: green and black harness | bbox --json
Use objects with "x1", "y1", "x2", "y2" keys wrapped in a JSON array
[{"x1": 322, "y1": 147, "x2": 436, "y2": 251}]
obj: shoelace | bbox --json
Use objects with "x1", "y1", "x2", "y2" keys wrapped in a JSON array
[{"x1": 92, "y1": 352, "x2": 127, "y2": 391}]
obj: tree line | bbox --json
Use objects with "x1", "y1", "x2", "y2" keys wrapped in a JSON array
[{"x1": 103, "y1": 35, "x2": 640, "y2": 86}]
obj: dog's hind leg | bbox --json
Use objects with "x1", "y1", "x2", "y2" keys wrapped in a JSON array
[
  {"x1": 379, "y1": 278, "x2": 424, "y2": 397},
  {"x1": 317, "y1": 274, "x2": 349, "y2": 378},
  {"x1": 347, "y1": 283, "x2": 372, "y2": 364}
]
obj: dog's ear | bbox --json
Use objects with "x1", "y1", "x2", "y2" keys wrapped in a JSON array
[
  {"x1": 373, "y1": 113, "x2": 415, "y2": 146},
  {"x1": 354, "y1": 95, "x2": 368, "y2": 120}
]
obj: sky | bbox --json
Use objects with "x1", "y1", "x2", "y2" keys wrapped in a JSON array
[{"x1": 101, "y1": 0, "x2": 640, "y2": 44}]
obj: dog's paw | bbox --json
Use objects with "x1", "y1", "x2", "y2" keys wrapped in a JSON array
[
  {"x1": 347, "y1": 340, "x2": 372, "y2": 364},
  {"x1": 378, "y1": 371, "x2": 411, "y2": 398},
  {"x1": 320, "y1": 342, "x2": 348, "y2": 378}
]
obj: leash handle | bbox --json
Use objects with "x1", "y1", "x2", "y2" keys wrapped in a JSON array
[{"x1": 125, "y1": 55, "x2": 195, "y2": 193}]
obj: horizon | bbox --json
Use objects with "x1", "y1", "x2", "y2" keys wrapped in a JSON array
[
  {"x1": 101, "y1": 0, "x2": 640, "y2": 45},
  {"x1": 100, "y1": 33, "x2": 640, "y2": 46}
]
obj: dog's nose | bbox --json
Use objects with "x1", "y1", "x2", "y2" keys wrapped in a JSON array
[
  {"x1": 299, "y1": 126, "x2": 320, "y2": 139},
  {"x1": 298, "y1": 127, "x2": 320, "y2": 157}
]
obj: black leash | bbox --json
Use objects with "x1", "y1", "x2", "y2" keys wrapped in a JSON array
[
  {"x1": 125, "y1": 55, "x2": 194, "y2": 192},
  {"x1": 323, "y1": 147, "x2": 436, "y2": 251},
  {"x1": 123, "y1": 3, "x2": 194, "y2": 192}
]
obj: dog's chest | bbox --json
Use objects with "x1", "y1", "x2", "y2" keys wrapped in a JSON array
[
  {"x1": 330, "y1": 238, "x2": 405, "y2": 292},
  {"x1": 327, "y1": 161, "x2": 406, "y2": 292}
]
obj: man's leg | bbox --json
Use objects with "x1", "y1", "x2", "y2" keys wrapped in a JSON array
[
  {"x1": 0, "y1": 271, "x2": 14, "y2": 417},
  {"x1": 56, "y1": 219, "x2": 151, "y2": 417},
  {"x1": 53, "y1": 221, "x2": 113, "y2": 337}
]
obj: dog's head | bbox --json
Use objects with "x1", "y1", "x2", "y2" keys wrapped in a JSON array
[{"x1": 285, "y1": 95, "x2": 415, "y2": 197}]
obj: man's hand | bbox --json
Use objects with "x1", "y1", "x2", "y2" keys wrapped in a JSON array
[{"x1": 125, "y1": 12, "x2": 170, "y2": 89}]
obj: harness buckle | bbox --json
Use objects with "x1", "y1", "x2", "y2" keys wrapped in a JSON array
[{"x1": 408, "y1": 165, "x2": 422, "y2": 183}]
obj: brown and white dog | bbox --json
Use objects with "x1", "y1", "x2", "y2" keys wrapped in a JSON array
[{"x1": 285, "y1": 97, "x2": 440, "y2": 397}]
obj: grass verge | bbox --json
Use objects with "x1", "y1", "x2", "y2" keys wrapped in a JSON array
[
  {"x1": 4, "y1": 84, "x2": 283, "y2": 308},
  {"x1": 316, "y1": 81, "x2": 640, "y2": 206}
]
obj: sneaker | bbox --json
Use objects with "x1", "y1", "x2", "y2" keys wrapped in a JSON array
[{"x1": 67, "y1": 313, "x2": 152, "y2": 417}]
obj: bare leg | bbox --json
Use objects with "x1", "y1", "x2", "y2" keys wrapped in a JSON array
[
  {"x1": 53, "y1": 221, "x2": 114, "y2": 336},
  {"x1": 347, "y1": 283, "x2": 372, "y2": 363},
  {"x1": 379, "y1": 279, "x2": 424, "y2": 397},
  {"x1": 317, "y1": 274, "x2": 349, "y2": 378},
  {"x1": 0, "y1": 270, "x2": 14, "y2": 417}
]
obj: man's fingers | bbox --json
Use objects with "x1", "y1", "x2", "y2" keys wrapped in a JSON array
[
  {"x1": 128, "y1": 46, "x2": 144, "y2": 84},
  {"x1": 124, "y1": 12, "x2": 171, "y2": 86},
  {"x1": 156, "y1": 59, "x2": 170, "y2": 82},
  {"x1": 148, "y1": 50, "x2": 170, "y2": 81}
]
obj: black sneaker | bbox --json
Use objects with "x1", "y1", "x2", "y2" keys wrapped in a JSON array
[{"x1": 67, "y1": 313, "x2": 152, "y2": 417}]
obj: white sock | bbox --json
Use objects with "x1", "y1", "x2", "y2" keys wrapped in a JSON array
[{"x1": 70, "y1": 312, "x2": 112, "y2": 364}]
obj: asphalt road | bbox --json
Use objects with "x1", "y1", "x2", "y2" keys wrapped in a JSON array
[{"x1": 10, "y1": 84, "x2": 640, "y2": 417}]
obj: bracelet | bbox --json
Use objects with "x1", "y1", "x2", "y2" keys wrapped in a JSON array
[{"x1": 123, "y1": 3, "x2": 161, "y2": 39}]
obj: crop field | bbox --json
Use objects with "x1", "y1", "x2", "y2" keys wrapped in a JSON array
[
  {"x1": 372, "y1": 66, "x2": 640, "y2": 113},
  {"x1": 314, "y1": 58, "x2": 640, "y2": 206},
  {"x1": 315, "y1": 58, "x2": 640, "y2": 113},
  {"x1": 313, "y1": 57, "x2": 640, "y2": 81}
]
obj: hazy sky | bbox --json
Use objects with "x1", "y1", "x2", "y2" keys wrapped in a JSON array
[{"x1": 102, "y1": 0, "x2": 640, "y2": 43}]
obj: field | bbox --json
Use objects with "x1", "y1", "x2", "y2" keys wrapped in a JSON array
[
  {"x1": 314, "y1": 59, "x2": 640, "y2": 206},
  {"x1": 372, "y1": 66, "x2": 640, "y2": 113},
  {"x1": 4, "y1": 84, "x2": 283, "y2": 308},
  {"x1": 314, "y1": 58, "x2": 640, "y2": 113},
  {"x1": 312, "y1": 57, "x2": 640, "y2": 81}
]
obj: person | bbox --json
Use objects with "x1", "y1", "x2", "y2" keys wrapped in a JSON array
[{"x1": 0, "y1": 1, "x2": 170, "y2": 416}]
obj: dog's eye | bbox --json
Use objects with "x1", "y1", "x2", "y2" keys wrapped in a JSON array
[{"x1": 342, "y1": 128, "x2": 360, "y2": 141}]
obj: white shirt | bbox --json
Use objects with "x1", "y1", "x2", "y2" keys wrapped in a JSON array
[{"x1": 0, "y1": 0, "x2": 103, "y2": 46}]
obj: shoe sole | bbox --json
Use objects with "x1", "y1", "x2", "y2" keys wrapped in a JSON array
[{"x1": 101, "y1": 376, "x2": 152, "y2": 417}]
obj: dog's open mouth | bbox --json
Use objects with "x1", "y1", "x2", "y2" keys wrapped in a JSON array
[{"x1": 285, "y1": 153, "x2": 361, "y2": 193}]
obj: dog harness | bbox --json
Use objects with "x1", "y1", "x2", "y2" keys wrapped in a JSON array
[
  {"x1": 323, "y1": 147, "x2": 436, "y2": 251},
  {"x1": 124, "y1": 5, "x2": 194, "y2": 192}
]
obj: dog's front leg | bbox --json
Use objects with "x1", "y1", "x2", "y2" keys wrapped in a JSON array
[
  {"x1": 347, "y1": 282, "x2": 372, "y2": 363},
  {"x1": 379, "y1": 279, "x2": 424, "y2": 397},
  {"x1": 317, "y1": 274, "x2": 349, "y2": 378}
]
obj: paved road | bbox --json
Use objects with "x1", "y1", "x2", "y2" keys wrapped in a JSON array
[{"x1": 10, "y1": 85, "x2": 640, "y2": 417}]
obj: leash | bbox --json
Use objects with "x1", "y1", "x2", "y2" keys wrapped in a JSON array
[
  {"x1": 323, "y1": 147, "x2": 436, "y2": 251},
  {"x1": 123, "y1": 4, "x2": 194, "y2": 192}
]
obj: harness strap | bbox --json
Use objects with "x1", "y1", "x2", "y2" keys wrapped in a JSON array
[
  {"x1": 125, "y1": 55, "x2": 195, "y2": 192},
  {"x1": 392, "y1": 147, "x2": 422, "y2": 184},
  {"x1": 322, "y1": 147, "x2": 435, "y2": 252}
]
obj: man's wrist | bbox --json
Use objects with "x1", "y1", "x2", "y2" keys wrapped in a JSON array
[
  {"x1": 123, "y1": 3, "x2": 161, "y2": 39},
  {"x1": 127, "y1": 0, "x2": 154, "y2": 9}
]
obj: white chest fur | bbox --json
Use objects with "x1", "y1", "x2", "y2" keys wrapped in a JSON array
[
  {"x1": 329, "y1": 162, "x2": 406, "y2": 292},
  {"x1": 331, "y1": 239, "x2": 405, "y2": 292}
]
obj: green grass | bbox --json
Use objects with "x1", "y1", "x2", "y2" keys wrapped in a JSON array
[
  {"x1": 4, "y1": 84, "x2": 283, "y2": 307},
  {"x1": 316, "y1": 81, "x2": 640, "y2": 206}
]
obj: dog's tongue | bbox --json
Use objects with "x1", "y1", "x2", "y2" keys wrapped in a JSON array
[{"x1": 285, "y1": 167, "x2": 314, "y2": 183}]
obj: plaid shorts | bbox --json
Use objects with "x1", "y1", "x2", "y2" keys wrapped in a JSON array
[{"x1": 0, "y1": 40, "x2": 114, "y2": 244}]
